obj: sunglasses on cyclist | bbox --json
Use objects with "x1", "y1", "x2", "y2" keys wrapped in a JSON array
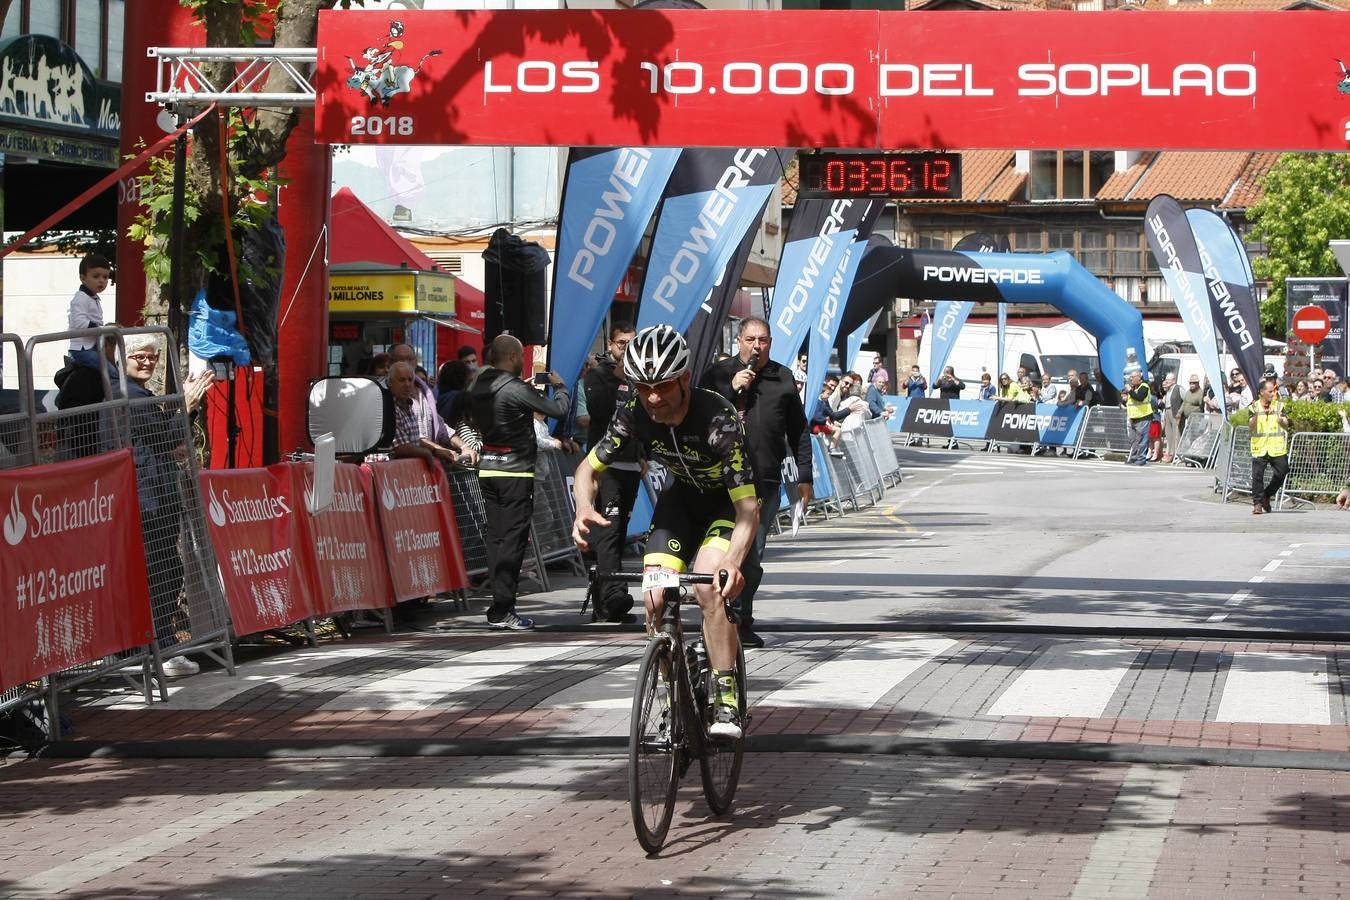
[{"x1": 634, "y1": 377, "x2": 681, "y2": 394}]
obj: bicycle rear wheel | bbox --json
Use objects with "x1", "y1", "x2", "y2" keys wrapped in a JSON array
[
  {"x1": 699, "y1": 644, "x2": 746, "y2": 816},
  {"x1": 629, "y1": 636, "x2": 681, "y2": 854}
]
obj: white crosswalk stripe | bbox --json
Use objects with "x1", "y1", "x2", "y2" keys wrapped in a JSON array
[
  {"x1": 758, "y1": 638, "x2": 958, "y2": 709},
  {"x1": 986, "y1": 643, "x2": 1140, "y2": 718},
  {"x1": 1216, "y1": 652, "x2": 1332, "y2": 725},
  {"x1": 322, "y1": 643, "x2": 574, "y2": 710}
]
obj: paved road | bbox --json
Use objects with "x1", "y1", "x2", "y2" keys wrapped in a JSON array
[
  {"x1": 3, "y1": 754, "x2": 1347, "y2": 898},
  {"x1": 5, "y1": 443, "x2": 1350, "y2": 897}
]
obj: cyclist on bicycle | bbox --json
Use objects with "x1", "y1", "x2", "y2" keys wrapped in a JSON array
[{"x1": 572, "y1": 325, "x2": 760, "y2": 740}]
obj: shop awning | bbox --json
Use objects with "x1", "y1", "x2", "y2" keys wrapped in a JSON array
[
  {"x1": 422, "y1": 314, "x2": 480, "y2": 334},
  {"x1": 331, "y1": 186, "x2": 439, "y2": 270}
]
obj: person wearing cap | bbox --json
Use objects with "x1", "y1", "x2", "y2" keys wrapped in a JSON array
[{"x1": 1179, "y1": 373, "x2": 1205, "y2": 436}]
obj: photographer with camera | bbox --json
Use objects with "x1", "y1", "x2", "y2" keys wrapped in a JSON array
[{"x1": 469, "y1": 334, "x2": 570, "y2": 630}]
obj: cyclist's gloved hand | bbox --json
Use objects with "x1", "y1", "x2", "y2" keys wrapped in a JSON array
[{"x1": 571, "y1": 507, "x2": 611, "y2": 552}]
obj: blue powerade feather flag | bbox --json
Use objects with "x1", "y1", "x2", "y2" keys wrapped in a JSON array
[
  {"x1": 803, "y1": 202, "x2": 880, "y2": 412},
  {"x1": 1186, "y1": 207, "x2": 1264, "y2": 388},
  {"x1": 547, "y1": 147, "x2": 680, "y2": 391},
  {"x1": 1145, "y1": 195, "x2": 1227, "y2": 410},
  {"x1": 771, "y1": 198, "x2": 881, "y2": 371},
  {"x1": 636, "y1": 148, "x2": 783, "y2": 334},
  {"x1": 686, "y1": 209, "x2": 764, "y2": 380}
]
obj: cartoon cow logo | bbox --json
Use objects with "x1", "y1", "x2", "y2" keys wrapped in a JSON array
[{"x1": 345, "y1": 20, "x2": 442, "y2": 107}]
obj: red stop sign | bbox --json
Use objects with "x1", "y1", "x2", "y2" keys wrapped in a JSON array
[{"x1": 1292, "y1": 305, "x2": 1332, "y2": 344}]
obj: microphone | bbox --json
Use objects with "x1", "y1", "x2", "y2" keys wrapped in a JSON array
[{"x1": 737, "y1": 352, "x2": 759, "y2": 395}]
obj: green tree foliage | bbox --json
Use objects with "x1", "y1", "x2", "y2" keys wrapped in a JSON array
[{"x1": 1248, "y1": 154, "x2": 1350, "y2": 337}]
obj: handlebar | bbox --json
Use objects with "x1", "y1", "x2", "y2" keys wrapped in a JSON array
[{"x1": 589, "y1": 566, "x2": 731, "y2": 590}]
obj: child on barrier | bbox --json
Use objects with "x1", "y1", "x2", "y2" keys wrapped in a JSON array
[{"x1": 67, "y1": 254, "x2": 111, "y2": 370}]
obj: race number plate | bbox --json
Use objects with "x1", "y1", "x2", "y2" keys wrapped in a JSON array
[{"x1": 641, "y1": 568, "x2": 680, "y2": 593}]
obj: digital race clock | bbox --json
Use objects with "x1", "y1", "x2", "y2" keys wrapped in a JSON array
[{"x1": 797, "y1": 152, "x2": 962, "y2": 200}]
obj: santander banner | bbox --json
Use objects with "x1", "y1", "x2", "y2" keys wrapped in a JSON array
[
  {"x1": 294, "y1": 462, "x2": 395, "y2": 616},
  {"x1": 369, "y1": 459, "x2": 469, "y2": 601},
  {"x1": 0, "y1": 450, "x2": 152, "y2": 693},
  {"x1": 201, "y1": 465, "x2": 319, "y2": 636},
  {"x1": 315, "y1": 10, "x2": 1350, "y2": 150}
]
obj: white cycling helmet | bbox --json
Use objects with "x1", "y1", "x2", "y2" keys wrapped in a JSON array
[{"x1": 624, "y1": 325, "x2": 690, "y2": 383}]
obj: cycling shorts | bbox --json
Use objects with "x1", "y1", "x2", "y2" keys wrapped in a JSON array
[{"x1": 643, "y1": 483, "x2": 736, "y2": 573}]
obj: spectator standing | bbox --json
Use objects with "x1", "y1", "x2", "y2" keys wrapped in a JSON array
[
  {"x1": 1122, "y1": 368, "x2": 1153, "y2": 466},
  {"x1": 901, "y1": 365, "x2": 927, "y2": 398},
  {"x1": 67, "y1": 254, "x2": 111, "y2": 371},
  {"x1": 936, "y1": 366, "x2": 965, "y2": 400},
  {"x1": 581, "y1": 322, "x2": 640, "y2": 623},
  {"x1": 977, "y1": 372, "x2": 996, "y2": 401},
  {"x1": 457, "y1": 345, "x2": 480, "y2": 374},
  {"x1": 390, "y1": 344, "x2": 474, "y2": 464},
  {"x1": 435, "y1": 360, "x2": 472, "y2": 420},
  {"x1": 367, "y1": 352, "x2": 392, "y2": 379},
  {"x1": 1037, "y1": 378, "x2": 1059, "y2": 404},
  {"x1": 1248, "y1": 380, "x2": 1290, "y2": 515},
  {"x1": 1151, "y1": 373, "x2": 1176, "y2": 462},
  {"x1": 1072, "y1": 370, "x2": 1098, "y2": 408},
  {"x1": 1226, "y1": 369, "x2": 1252, "y2": 409},
  {"x1": 869, "y1": 354, "x2": 890, "y2": 388},
  {"x1": 702, "y1": 317, "x2": 812, "y2": 649},
  {"x1": 116, "y1": 335, "x2": 212, "y2": 677},
  {"x1": 1179, "y1": 374, "x2": 1205, "y2": 432},
  {"x1": 469, "y1": 334, "x2": 570, "y2": 630},
  {"x1": 1291, "y1": 380, "x2": 1310, "y2": 401},
  {"x1": 390, "y1": 362, "x2": 468, "y2": 465},
  {"x1": 811, "y1": 376, "x2": 849, "y2": 455}
]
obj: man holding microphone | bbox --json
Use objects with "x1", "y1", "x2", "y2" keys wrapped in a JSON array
[{"x1": 702, "y1": 317, "x2": 812, "y2": 648}]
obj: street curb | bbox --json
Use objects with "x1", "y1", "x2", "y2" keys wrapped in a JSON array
[
  {"x1": 35, "y1": 735, "x2": 1350, "y2": 771},
  {"x1": 527, "y1": 622, "x2": 1350, "y2": 643}
]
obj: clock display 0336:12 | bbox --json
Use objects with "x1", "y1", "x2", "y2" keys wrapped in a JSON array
[{"x1": 797, "y1": 152, "x2": 962, "y2": 200}]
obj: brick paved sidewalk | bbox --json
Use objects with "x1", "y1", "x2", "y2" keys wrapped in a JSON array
[
  {"x1": 55, "y1": 629, "x2": 1350, "y2": 757},
  {"x1": 2, "y1": 753, "x2": 1347, "y2": 899}
]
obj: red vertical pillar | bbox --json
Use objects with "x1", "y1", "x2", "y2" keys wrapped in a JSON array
[
  {"x1": 274, "y1": 111, "x2": 331, "y2": 459},
  {"x1": 115, "y1": 0, "x2": 202, "y2": 326}
]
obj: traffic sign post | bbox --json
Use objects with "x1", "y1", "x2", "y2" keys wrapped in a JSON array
[{"x1": 1292, "y1": 305, "x2": 1332, "y2": 345}]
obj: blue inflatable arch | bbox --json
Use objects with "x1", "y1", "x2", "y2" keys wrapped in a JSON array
[{"x1": 835, "y1": 245, "x2": 1145, "y2": 390}]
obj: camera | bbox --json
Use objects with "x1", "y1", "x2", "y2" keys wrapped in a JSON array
[{"x1": 533, "y1": 372, "x2": 551, "y2": 386}]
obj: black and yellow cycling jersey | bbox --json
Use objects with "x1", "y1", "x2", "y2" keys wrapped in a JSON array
[{"x1": 586, "y1": 387, "x2": 757, "y2": 504}]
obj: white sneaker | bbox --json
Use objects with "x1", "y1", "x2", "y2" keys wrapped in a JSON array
[{"x1": 161, "y1": 656, "x2": 200, "y2": 677}]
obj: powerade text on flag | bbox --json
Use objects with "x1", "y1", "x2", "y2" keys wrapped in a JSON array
[
  {"x1": 770, "y1": 198, "x2": 877, "y2": 368},
  {"x1": 687, "y1": 213, "x2": 761, "y2": 379},
  {"x1": 548, "y1": 147, "x2": 679, "y2": 392},
  {"x1": 1186, "y1": 208, "x2": 1264, "y2": 388},
  {"x1": 637, "y1": 148, "x2": 783, "y2": 333},
  {"x1": 804, "y1": 201, "x2": 880, "y2": 414},
  {"x1": 1145, "y1": 195, "x2": 1226, "y2": 410}
]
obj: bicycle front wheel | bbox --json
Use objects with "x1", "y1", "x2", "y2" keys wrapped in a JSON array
[
  {"x1": 629, "y1": 636, "x2": 681, "y2": 854},
  {"x1": 700, "y1": 644, "x2": 746, "y2": 816}
]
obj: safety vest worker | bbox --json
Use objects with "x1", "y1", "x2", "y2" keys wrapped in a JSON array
[
  {"x1": 1248, "y1": 395, "x2": 1288, "y2": 457},
  {"x1": 1125, "y1": 380, "x2": 1153, "y2": 421}
]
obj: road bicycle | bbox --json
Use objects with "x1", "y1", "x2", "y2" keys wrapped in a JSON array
[{"x1": 588, "y1": 567, "x2": 748, "y2": 854}]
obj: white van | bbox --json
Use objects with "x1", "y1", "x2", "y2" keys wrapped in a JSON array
[
  {"x1": 1147, "y1": 350, "x2": 1286, "y2": 394},
  {"x1": 915, "y1": 322, "x2": 1099, "y2": 399}
]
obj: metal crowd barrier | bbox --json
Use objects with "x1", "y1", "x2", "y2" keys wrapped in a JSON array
[
  {"x1": 1074, "y1": 406, "x2": 1133, "y2": 457},
  {"x1": 1218, "y1": 425, "x2": 1253, "y2": 501},
  {"x1": 532, "y1": 447, "x2": 585, "y2": 576},
  {"x1": 1174, "y1": 412, "x2": 1222, "y2": 469},
  {"x1": 1279, "y1": 432, "x2": 1350, "y2": 507},
  {"x1": 0, "y1": 334, "x2": 40, "y2": 724},
  {"x1": 19, "y1": 328, "x2": 236, "y2": 725},
  {"x1": 863, "y1": 418, "x2": 903, "y2": 487}
]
